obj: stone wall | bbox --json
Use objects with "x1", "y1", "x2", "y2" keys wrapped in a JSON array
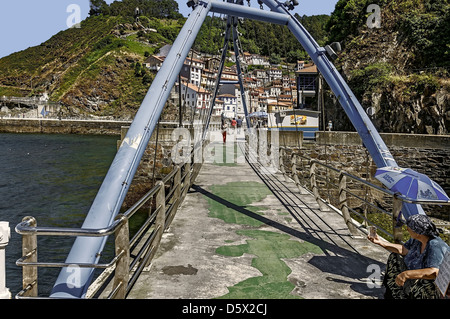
[
  {"x1": 0, "y1": 118, "x2": 131, "y2": 136},
  {"x1": 286, "y1": 131, "x2": 450, "y2": 220}
]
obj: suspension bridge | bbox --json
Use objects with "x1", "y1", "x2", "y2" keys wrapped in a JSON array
[{"x1": 8, "y1": 0, "x2": 449, "y2": 299}]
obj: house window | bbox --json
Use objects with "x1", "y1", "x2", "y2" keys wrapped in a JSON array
[{"x1": 298, "y1": 76, "x2": 316, "y2": 91}]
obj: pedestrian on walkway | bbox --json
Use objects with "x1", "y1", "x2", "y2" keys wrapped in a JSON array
[
  {"x1": 368, "y1": 214, "x2": 449, "y2": 299},
  {"x1": 231, "y1": 118, "x2": 237, "y2": 133},
  {"x1": 222, "y1": 123, "x2": 228, "y2": 143},
  {"x1": 236, "y1": 117, "x2": 243, "y2": 134}
]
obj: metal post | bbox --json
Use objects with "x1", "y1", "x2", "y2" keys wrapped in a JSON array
[
  {"x1": 21, "y1": 216, "x2": 38, "y2": 297},
  {"x1": 179, "y1": 73, "x2": 183, "y2": 127},
  {"x1": 392, "y1": 197, "x2": 403, "y2": 244},
  {"x1": 310, "y1": 162, "x2": 327, "y2": 211},
  {"x1": 202, "y1": 16, "x2": 232, "y2": 140},
  {"x1": 231, "y1": 18, "x2": 251, "y2": 129},
  {"x1": 339, "y1": 173, "x2": 359, "y2": 236},
  {"x1": 112, "y1": 214, "x2": 129, "y2": 299},
  {"x1": 146, "y1": 181, "x2": 166, "y2": 267},
  {"x1": 0, "y1": 222, "x2": 11, "y2": 299}
]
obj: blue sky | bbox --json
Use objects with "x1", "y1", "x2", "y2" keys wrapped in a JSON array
[{"x1": 0, "y1": 0, "x2": 338, "y2": 59}]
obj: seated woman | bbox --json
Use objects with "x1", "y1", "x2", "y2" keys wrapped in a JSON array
[{"x1": 368, "y1": 214, "x2": 449, "y2": 299}]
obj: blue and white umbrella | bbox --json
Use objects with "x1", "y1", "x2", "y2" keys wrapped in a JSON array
[
  {"x1": 249, "y1": 111, "x2": 268, "y2": 118},
  {"x1": 375, "y1": 166, "x2": 449, "y2": 220}
]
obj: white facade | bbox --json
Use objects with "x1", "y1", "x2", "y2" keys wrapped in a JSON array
[
  {"x1": 268, "y1": 68, "x2": 282, "y2": 82},
  {"x1": 217, "y1": 94, "x2": 237, "y2": 118},
  {"x1": 183, "y1": 57, "x2": 205, "y2": 87},
  {"x1": 180, "y1": 81, "x2": 211, "y2": 110}
]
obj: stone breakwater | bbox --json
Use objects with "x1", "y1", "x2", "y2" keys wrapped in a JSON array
[
  {"x1": 0, "y1": 118, "x2": 131, "y2": 136},
  {"x1": 2, "y1": 119, "x2": 448, "y2": 220}
]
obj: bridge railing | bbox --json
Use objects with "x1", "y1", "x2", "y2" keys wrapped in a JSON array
[
  {"x1": 278, "y1": 146, "x2": 450, "y2": 243},
  {"x1": 14, "y1": 143, "x2": 205, "y2": 299}
]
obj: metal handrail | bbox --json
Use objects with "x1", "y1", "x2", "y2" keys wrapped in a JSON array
[
  {"x1": 14, "y1": 154, "x2": 200, "y2": 299},
  {"x1": 309, "y1": 158, "x2": 450, "y2": 206},
  {"x1": 15, "y1": 214, "x2": 128, "y2": 237},
  {"x1": 278, "y1": 146, "x2": 449, "y2": 241},
  {"x1": 281, "y1": 146, "x2": 450, "y2": 206}
]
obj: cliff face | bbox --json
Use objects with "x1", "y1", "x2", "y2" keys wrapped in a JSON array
[{"x1": 325, "y1": 0, "x2": 449, "y2": 134}]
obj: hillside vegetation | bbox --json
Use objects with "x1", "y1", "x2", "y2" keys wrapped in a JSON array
[
  {"x1": 325, "y1": 0, "x2": 449, "y2": 134},
  {"x1": 0, "y1": 0, "x2": 448, "y2": 134}
]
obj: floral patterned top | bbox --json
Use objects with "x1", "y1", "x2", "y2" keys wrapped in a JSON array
[{"x1": 404, "y1": 237, "x2": 449, "y2": 270}]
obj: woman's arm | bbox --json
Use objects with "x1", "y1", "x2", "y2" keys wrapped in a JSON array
[
  {"x1": 395, "y1": 268, "x2": 439, "y2": 286},
  {"x1": 368, "y1": 233, "x2": 408, "y2": 255}
]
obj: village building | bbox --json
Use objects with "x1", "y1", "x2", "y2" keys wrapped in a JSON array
[
  {"x1": 217, "y1": 93, "x2": 237, "y2": 118},
  {"x1": 144, "y1": 55, "x2": 165, "y2": 71},
  {"x1": 179, "y1": 81, "x2": 211, "y2": 111},
  {"x1": 295, "y1": 63, "x2": 318, "y2": 109},
  {"x1": 268, "y1": 68, "x2": 282, "y2": 82},
  {"x1": 180, "y1": 57, "x2": 205, "y2": 87},
  {"x1": 267, "y1": 101, "x2": 292, "y2": 113},
  {"x1": 220, "y1": 70, "x2": 238, "y2": 82},
  {"x1": 201, "y1": 68, "x2": 217, "y2": 91}
]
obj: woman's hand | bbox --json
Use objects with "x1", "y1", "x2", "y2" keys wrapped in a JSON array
[
  {"x1": 395, "y1": 271, "x2": 408, "y2": 286},
  {"x1": 367, "y1": 232, "x2": 382, "y2": 245}
]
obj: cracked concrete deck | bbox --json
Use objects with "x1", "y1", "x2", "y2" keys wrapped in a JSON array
[{"x1": 127, "y1": 141, "x2": 390, "y2": 299}]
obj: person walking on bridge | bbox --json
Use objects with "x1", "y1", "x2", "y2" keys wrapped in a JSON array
[
  {"x1": 222, "y1": 123, "x2": 228, "y2": 143},
  {"x1": 236, "y1": 117, "x2": 243, "y2": 134},
  {"x1": 231, "y1": 118, "x2": 237, "y2": 134}
]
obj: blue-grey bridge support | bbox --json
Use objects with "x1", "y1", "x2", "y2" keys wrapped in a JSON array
[{"x1": 51, "y1": 0, "x2": 424, "y2": 298}]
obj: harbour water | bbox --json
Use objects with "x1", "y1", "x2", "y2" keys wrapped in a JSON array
[{"x1": 0, "y1": 133, "x2": 118, "y2": 297}]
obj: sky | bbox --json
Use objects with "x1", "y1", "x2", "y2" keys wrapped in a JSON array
[{"x1": 0, "y1": 0, "x2": 339, "y2": 59}]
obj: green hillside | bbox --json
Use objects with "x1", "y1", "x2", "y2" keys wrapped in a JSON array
[
  {"x1": 0, "y1": 0, "x2": 448, "y2": 134},
  {"x1": 0, "y1": 3, "x2": 185, "y2": 118},
  {"x1": 325, "y1": 0, "x2": 449, "y2": 134}
]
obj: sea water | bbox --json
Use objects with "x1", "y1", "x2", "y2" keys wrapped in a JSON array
[{"x1": 0, "y1": 133, "x2": 118, "y2": 296}]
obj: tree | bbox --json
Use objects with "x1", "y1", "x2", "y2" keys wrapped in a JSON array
[
  {"x1": 89, "y1": 0, "x2": 109, "y2": 16},
  {"x1": 269, "y1": 53, "x2": 281, "y2": 65}
]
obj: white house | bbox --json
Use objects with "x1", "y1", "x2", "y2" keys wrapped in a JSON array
[
  {"x1": 180, "y1": 81, "x2": 211, "y2": 111},
  {"x1": 268, "y1": 68, "x2": 282, "y2": 82},
  {"x1": 181, "y1": 57, "x2": 205, "y2": 87},
  {"x1": 217, "y1": 93, "x2": 237, "y2": 118},
  {"x1": 201, "y1": 68, "x2": 217, "y2": 90},
  {"x1": 144, "y1": 55, "x2": 165, "y2": 71},
  {"x1": 221, "y1": 70, "x2": 238, "y2": 82}
]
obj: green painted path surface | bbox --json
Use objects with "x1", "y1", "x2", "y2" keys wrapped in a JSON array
[
  {"x1": 127, "y1": 142, "x2": 390, "y2": 299},
  {"x1": 206, "y1": 180, "x2": 322, "y2": 299}
]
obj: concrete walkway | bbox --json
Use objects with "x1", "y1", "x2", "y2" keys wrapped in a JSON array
[{"x1": 127, "y1": 140, "x2": 390, "y2": 299}]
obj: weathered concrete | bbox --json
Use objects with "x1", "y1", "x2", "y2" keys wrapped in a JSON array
[{"x1": 127, "y1": 140, "x2": 390, "y2": 299}]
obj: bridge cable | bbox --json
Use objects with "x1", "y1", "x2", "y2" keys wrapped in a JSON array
[
  {"x1": 288, "y1": 64, "x2": 302, "y2": 150},
  {"x1": 197, "y1": 13, "x2": 219, "y2": 133}
]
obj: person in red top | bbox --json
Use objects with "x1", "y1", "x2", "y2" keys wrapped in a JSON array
[{"x1": 231, "y1": 118, "x2": 237, "y2": 133}]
